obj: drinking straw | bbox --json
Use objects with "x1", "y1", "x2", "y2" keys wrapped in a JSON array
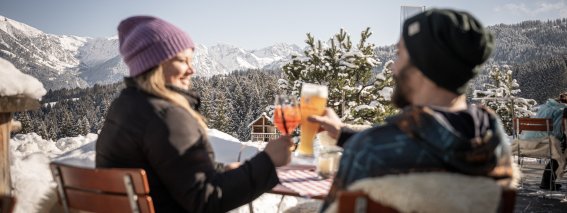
[{"x1": 280, "y1": 103, "x2": 289, "y2": 135}]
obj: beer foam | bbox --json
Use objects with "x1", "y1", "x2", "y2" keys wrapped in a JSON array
[{"x1": 301, "y1": 83, "x2": 328, "y2": 98}]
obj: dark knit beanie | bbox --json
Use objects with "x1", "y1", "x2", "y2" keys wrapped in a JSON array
[
  {"x1": 402, "y1": 9, "x2": 494, "y2": 94},
  {"x1": 118, "y1": 16, "x2": 195, "y2": 77}
]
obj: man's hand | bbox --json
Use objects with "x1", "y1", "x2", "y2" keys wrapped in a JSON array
[
  {"x1": 264, "y1": 135, "x2": 293, "y2": 167},
  {"x1": 308, "y1": 108, "x2": 344, "y2": 139},
  {"x1": 224, "y1": 162, "x2": 241, "y2": 171}
]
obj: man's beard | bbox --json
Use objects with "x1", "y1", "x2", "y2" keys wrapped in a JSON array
[{"x1": 392, "y1": 65, "x2": 412, "y2": 108}]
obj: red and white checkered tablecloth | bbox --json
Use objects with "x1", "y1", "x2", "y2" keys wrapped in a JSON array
[{"x1": 277, "y1": 167, "x2": 332, "y2": 198}]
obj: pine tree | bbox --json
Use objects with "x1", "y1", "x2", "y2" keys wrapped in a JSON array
[
  {"x1": 207, "y1": 91, "x2": 234, "y2": 134},
  {"x1": 48, "y1": 124, "x2": 58, "y2": 140},
  {"x1": 282, "y1": 28, "x2": 396, "y2": 125},
  {"x1": 58, "y1": 109, "x2": 74, "y2": 138},
  {"x1": 18, "y1": 112, "x2": 34, "y2": 133},
  {"x1": 350, "y1": 60, "x2": 398, "y2": 123},
  {"x1": 473, "y1": 65, "x2": 537, "y2": 133},
  {"x1": 36, "y1": 122, "x2": 49, "y2": 139},
  {"x1": 77, "y1": 116, "x2": 90, "y2": 136}
]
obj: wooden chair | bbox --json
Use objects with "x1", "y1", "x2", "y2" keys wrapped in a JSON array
[
  {"x1": 49, "y1": 162, "x2": 154, "y2": 213},
  {"x1": 337, "y1": 188, "x2": 517, "y2": 213},
  {"x1": 0, "y1": 195, "x2": 15, "y2": 213},
  {"x1": 512, "y1": 118, "x2": 555, "y2": 190},
  {"x1": 337, "y1": 191, "x2": 397, "y2": 213}
]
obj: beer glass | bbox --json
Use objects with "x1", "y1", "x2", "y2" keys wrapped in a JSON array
[
  {"x1": 316, "y1": 147, "x2": 342, "y2": 179},
  {"x1": 298, "y1": 83, "x2": 328, "y2": 157}
]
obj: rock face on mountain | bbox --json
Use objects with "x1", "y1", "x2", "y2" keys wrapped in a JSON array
[{"x1": 0, "y1": 16, "x2": 301, "y2": 89}]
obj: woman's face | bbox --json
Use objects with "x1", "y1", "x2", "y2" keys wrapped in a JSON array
[{"x1": 163, "y1": 48, "x2": 195, "y2": 89}]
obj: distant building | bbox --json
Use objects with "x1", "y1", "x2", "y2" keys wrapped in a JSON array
[
  {"x1": 248, "y1": 112, "x2": 279, "y2": 142},
  {"x1": 400, "y1": 5, "x2": 426, "y2": 32}
]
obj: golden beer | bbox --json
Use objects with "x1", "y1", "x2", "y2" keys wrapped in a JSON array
[{"x1": 298, "y1": 83, "x2": 328, "y2": 156}]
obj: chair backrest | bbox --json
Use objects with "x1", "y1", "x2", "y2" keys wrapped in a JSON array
[
  {"x1": 513, "y1": 118, "x2": 553, "y2": 136},
  {"x1": 49, "y1": 162, "x2": 154, "y2": 213},
  {"x1": 562, "y1": 109, "x2": 567, "y2": 134},
  {"x1": 499, "y1": 188, "x2": 517, "y2": 213},
  {"x1": 0, "y1": 195, "x2": 15, "y2": 213},
  {"x1": 337, "y1": 188, "x2": 516, "y2": 213},
  {"x1": 337, "y1": 191, "x2": 398, "y2": 213}
]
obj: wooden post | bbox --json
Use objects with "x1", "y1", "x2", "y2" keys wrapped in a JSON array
[
  {"x1": 0, "y1": 112, "x2": 11, "y2": 195},
  {"x1": 0, "y1": 96, "x2": 40, "y2": 195}
]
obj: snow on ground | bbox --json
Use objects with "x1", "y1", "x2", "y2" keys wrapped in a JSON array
[
  {"x1": 9, "y1": 130, "x2": 315, "y2": 213},
  {"x1": 207, "y1": 129, "x2": 260, "y2": 163},
  {"x1": 0, "y1": 57, "x2": 46, "y2": 99}
]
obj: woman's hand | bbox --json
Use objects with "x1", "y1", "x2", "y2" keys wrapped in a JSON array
[
  {"x1": 264, "y1": 135, "x2": 293, "y2": 167},
  {"x1": 224, "y1": 162, "x2": 241, "y2": 171},
  {"x1": 308, "y1": 108, "x2": 345, "y2": 139}
]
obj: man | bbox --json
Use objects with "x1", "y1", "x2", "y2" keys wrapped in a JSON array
[
  {"x1": 309, "y1": 9, "x2": 514, "y2": 210},
  {"x1": 521, "y1": 92, "x2": 567, "y2": 190}
]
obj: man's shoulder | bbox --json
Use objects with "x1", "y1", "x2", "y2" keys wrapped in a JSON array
[{"x1": 343, "y1": 123, "x2": 406, "y2": 150}]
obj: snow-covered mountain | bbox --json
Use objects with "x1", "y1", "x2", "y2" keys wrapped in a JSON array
[
  {"x1": 193, "y1": 43, "x2": 301, "y2": 76},
  {"x1": 0, "y1": 16, "x2": 301, "y2": 90},
  {"x1": 0, "y1": 16, "x2": 88, "y2": 90}
]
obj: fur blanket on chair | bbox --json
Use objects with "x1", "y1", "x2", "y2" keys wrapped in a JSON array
[
  {"x1": 324, "y1": 172, "x2": 516, "y2": 213},
  {"x1": 511, "y1": 136, "x2": 566, "y2": 178}
]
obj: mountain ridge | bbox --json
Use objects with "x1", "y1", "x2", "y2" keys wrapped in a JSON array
[
  {"x1": 0, "y1": 15, "x2": 301, "y2": 90},
  {"x1": 2, "y1": 15, "x2": 567, "y2": 91}
]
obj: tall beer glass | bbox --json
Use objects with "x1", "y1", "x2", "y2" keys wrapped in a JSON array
[{"x1": 298, "y1": 83, "x2": 328, "y2": 157}]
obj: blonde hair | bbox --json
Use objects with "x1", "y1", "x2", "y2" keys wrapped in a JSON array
[{"x1": 134, "y1": 66, "x2": 208, "y2": 132}]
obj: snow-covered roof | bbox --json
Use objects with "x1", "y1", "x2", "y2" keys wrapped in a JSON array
[
  {"x1": 0, "y1": 57, "x2": 46, "y2": 99},
  {"x1": 247, "y1": 112, "x2": 274, "y2": 127}
]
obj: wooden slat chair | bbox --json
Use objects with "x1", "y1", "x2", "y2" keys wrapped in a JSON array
[
  {"x1": 0, "y1": 195, "x2": 15, "y2": 213},
  {"x1": 50, "y1": 162, "x2": 154, "y2": 213},
  {"x1": 512, "y1": 118, "x2": 555, "y2": 190},
  {"x1": 337, "y1": 188, "x2": 517, "y2": 213},
  {"x1": 513, "y1": 118, "x2": 554, "y2": 164}
]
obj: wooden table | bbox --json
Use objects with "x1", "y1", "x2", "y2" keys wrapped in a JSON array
[
  {"x1": 249, "y1": 164, "x2": 332, "y2": 212},
  {"x1": 248, "y1": 164, "x2": 333, "y2": 213},
  {"x1": 0, "y1": 96, "x2": 40, "y2": 195},
  {"x1": 268, "y1": 165, "x2": 332, "y2": 200}
]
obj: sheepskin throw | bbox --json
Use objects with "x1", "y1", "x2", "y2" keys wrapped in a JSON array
[{"x1": 324, "y1": 172, "x2": 502, "y2": 213}]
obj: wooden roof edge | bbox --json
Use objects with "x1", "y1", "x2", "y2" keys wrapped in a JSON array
[{"x1": 0, "y1": 96, "x2": 41, "y2": 112}]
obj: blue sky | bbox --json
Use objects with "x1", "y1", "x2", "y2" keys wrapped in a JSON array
[{"x1": 1, "y1": 0, "x2": 566, "y2": 49}]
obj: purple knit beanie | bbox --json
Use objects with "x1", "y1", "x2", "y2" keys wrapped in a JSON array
[{"x1": 118, "y1": 16, "x2": 195, "y2": 77}]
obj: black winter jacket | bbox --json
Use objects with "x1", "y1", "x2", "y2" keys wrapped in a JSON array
[{"x1": 96, "y1": 79, "x2": 278, "y2": 212}]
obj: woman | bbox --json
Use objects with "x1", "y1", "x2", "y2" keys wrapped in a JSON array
[{"x1": 96, "y1": 16, "x2": 293, "y2": 212}]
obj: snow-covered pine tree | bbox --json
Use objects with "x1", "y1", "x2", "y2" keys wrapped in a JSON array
[
  {"x1": 208, "y1": 91, "x2": 234, "y2": 135},
  {"x1": 350, "y1": 60, "x2": 398, "y2": 123},
  {"x1": 18, "y1": 112, "x2": 34, "y2": 133},
  {"x1": 473, "y1": 65, "x2": 537, "y2": 134},
  {"x1": 58, "y1": 109, "x2": 73, "y2": 138},
  {"x1": 79, "y1": 116, "x2": 91, "y2": 136},
  {"x1": 48, "y1": 124, "x2": 58, "y2": 140},
  {"x1": 282, "y1": 28, "x2": 396, "y2": 124},
  {"x1": 36, "y1": 121, "x2": 49, "y2": 140}
]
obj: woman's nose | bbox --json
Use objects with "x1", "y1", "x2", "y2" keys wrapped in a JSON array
[{"x1": 186, "y1": 65, "x2": 195, "y2": 75}]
